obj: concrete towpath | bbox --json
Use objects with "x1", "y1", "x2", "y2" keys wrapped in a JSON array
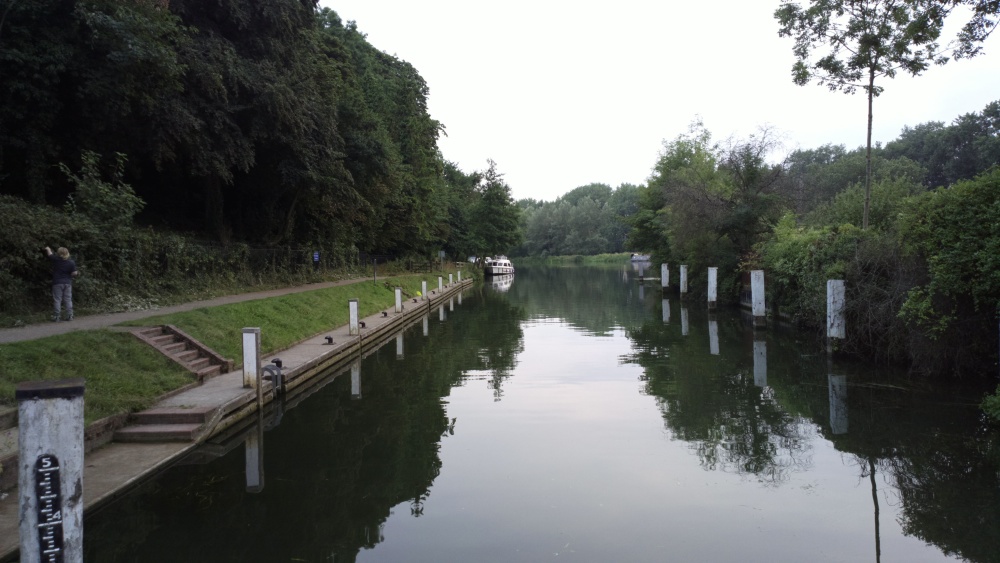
[
  {"x1": 0, "y1": 274, "x2": 472, "y2": 561},
  {"x1": 0, "y1": 277, "x2": 371, "y2": 344}
]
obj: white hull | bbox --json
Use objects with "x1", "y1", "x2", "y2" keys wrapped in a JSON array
[{"x1": 485, "y1": 265, "x2": 515, "y2": 275}]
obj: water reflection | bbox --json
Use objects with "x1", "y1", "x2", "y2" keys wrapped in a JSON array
[{"x1": 76, "y1": 266, "x2": 1000, "y2": 563}]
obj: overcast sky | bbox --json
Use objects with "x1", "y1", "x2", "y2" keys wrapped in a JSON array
[{"x1": 322, "y1": 1, "x2": 1000, "y2": 202}]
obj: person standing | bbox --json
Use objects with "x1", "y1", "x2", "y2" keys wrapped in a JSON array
[{"x1": 45, "y1": 246, "x2": 78, "y2": 321}]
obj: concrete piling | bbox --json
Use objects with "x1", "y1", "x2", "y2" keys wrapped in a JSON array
[
  {"x1": 349, "y1": 299, "x2": 360, "y2": 336},
  {"x1": 827, "y1": 280, "x2": 846, "y2": 339},
  {"x1": 395, "y1": 287, "x2": 403, "y2": 314},
  {"x1": 707, "y1": 267, "x2": 718, "y2": 310},
  {"x1": 751, "y1": 270, "x2": 766, "y2": 328},
  {"x1": 438, "y1": 277, "x2": 443, "y2": 292},
  {"x1": 17, "y1": 379, "x2": 86, "y2": 563},
  {"x1": 449, "y1": 273, "x2": 454, "y2": 285},
  {"x1": 422, "y1": 281, "x2": 428, "y2": 301},
  {"x1": 242, "y1": 327, "x2": 261, "y2": 391}
]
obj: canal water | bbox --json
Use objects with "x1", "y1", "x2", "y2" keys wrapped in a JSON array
[{"x1": 80, "y1": 265, "x2": 999, "y2": 562}]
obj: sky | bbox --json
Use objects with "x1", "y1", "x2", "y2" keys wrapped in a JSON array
[{"x1": 322, "y1": 1, "x2": 1000, "y2": 202}]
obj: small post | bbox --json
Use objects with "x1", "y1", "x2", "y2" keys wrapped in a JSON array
[
  {"x1": 372, "y1": 257, "x2": 377, "y2": 284},
  {"x1": 681, "y1": 306, "x2": 689, "y2": 336},
  {"x1": 827, "y1": 280, "x2": 846, "y2": 340},
  {"x1": 349, "y1": 299, "x2": 360, "y2": 336},
  {"x1": 242, "y1": 327, "x2": 261, "y2": 391},
  {"x1": 395, "y1": 287, "x2": 402, "y2": 314},
  {"x1": 396, "y1": 334, "x2": 404, "y2": 359},
  {"x1": 661, "y1": 263, "x2": 669, "y2": 291},
  {"x1": 751, "y1": 270, "x2": 766, "y2": 328},
  {"x1": 753, "y1": 333, "x2": 767, "y2": 388},
  {"x1": 458, "y1": 270, "x2": 462, "y2": 282},
  {"x1": 707, "y1": 267, "x2": 718, "y2": 310},
  {"x1": 438, "y1": 276, "x2": 443, "y2": 292},
  {"x1": 680, "y1": 265, "x2": 688, "y2": 299},
  {"x1": 422, "y1": 280, "x2": 428, "y2": 301},
  {"x1": 351, "y1": 361, "x2": 361, "y2": 399},
  {"x1": 662, "y1": 299, "x2": 671, "y2": 324},
  {"x1": 18, "y1": 379, "x2": 86, "y2": 563},
  {"x1": 449, "y1": 273, "x2": 454, "y2": 285}
]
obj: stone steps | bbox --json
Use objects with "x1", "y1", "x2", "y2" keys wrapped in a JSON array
[{"x1": 132, "y1": 325, "x2": 232, "y2": 383}]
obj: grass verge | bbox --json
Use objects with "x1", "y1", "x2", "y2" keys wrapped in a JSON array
[{"x1": 0, "y1": 272, "x2": 458, "y2": 423}]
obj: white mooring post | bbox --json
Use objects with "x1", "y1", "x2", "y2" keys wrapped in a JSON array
[
  {"x1": 449, "y1": 273, "x2": 454, "y2": 285},
  {"x1": 438, "y1": 276, "x2": 443, "y2": 291},
  {"x1": 351, "y1": 361, "x2": 361, "y2": 399},
  {"x1": 679, "y1": 265, "x2": 688, "y2": 298},
  {"x1": 349, "y1": 299, "x2": 360, "y2": 336},
  {"x1": 751, "y1": 270, "x2": 766, "y2": 328},
  {"x1": 662, "y1": 299, "x2": 671, "y2": 324},
  {"x1": 829, "y1": 374, "x2": 849, "y2": 434},
  {"x1": 18, "y1": 379, "x2": 86, "y2": 563},
  {"x1": 827, "y1": 280, "x2": 846, "y2": 339},
  {"x1": 242, "y1": 327, "x2": 261, "y2": 391},
  {"x1": 661, "y1": 263, "x2": 669, "y2": 291},
  {"x1": 422, "y1": 280, "x2": 428, "y2": 301},
  {"x1": 458, "y1": 270, "x2": 462, "y2": 281},
  {"x1": 754, "y1": 334, "x2": 768, "y2": 388},
  {"x1": 396, "y1": 334, "x2": 404, "y2": 359},
  {"x1": 395, "y1": 287, "x2": 403, "y2": 314},
  {"x1": 707, "y1": 267, "x2": 718, "y2": 310}
]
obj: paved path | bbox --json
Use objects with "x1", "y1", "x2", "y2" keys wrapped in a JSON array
[{"x1": 0, "y1": 277, "x2": 369, "y2": 344}]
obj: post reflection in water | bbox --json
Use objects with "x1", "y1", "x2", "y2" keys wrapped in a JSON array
[
  {"x1": 244, "y1": 412, "x2": 265, "y2": 494},
  {"x1": 681, "y1": 306, "x2": 689, "y2": 336},
  {"x1": 438, "y1": 305, "x2": 445, "y2": 321},
  {"x1": 422, "y1": 314, "x2": 428, "y2": 336},
  {"x1": 753, "y1": 333, "x2": 767, "y2": 388},
  {"x1": 828, "y1": 374, "x2": 848, "y2": 434},
  {"x1": 76, "y1": 265, "x2": 1000, "y2": 563},
  {"x1": 709, "y1": 316, "x2": 719, "y2": 356},
  {"x1": 396, "y1": 334, "x2": 404, "y2": 360},
  {"x1": 662, "y1": 299, "x2": 670, "y2": 324},
  {"x1": 351, "y1": 361, "x2": 361, "y2": 400},
  {"x1": 449, "y1": 297, "x2": 454, "y2": 312}
]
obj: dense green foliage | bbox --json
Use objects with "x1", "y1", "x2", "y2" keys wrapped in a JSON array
[
  {"x1": 515, "y1": 183, "x2": 639, "y2": 257},
  {"x1": 0, "y1": 1, "x2": 518, "y2": 256},
  {"x1": 0, "y1": 1, "x2": 520, "y2": 320}
]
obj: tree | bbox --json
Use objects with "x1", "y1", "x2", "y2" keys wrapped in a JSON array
[
  {"x1": 470, "y1": 160, "x2": 521, "y2": 257},
  {"x1": 775, "y1": 0, "x2": 949, "y2": 229}
]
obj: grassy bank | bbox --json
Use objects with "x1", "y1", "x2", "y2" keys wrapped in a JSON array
[{"x1": 0, "y1": 272, "x2": 457, "y2": 423}]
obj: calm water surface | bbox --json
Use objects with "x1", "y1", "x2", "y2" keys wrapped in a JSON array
[{"x1": 81, "y1": 265, "x2": 999, "y2": 562}]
